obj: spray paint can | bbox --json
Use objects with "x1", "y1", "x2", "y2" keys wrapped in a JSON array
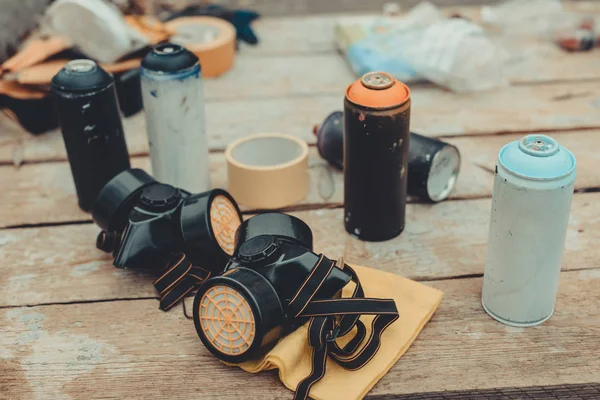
[
  {"x1": 51, "y1": 59, "x2": 130, "y2": 212},
  {"x1": 344, "y1": 72, "x2": 411, "y2": 241},
  {"x1": 482, "y1": 134, "x2": 576, "y2": 327},
  {"x1": 314, "y1": 111, "x2": 461, "y2": 202},
  {"x1": 141, "y1": 43, "x2": 210, "y2": 193}
]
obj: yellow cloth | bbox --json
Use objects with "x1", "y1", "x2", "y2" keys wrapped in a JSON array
[{"x1": 234, "y1": 264, "x2": 444, "y2": 400}]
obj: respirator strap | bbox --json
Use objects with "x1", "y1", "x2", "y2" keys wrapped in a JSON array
[
  {"x1": 153, "y1": 253, "x2": 211, "y2": 311},
  {"x1": 289, "y1": 259, "x2": 399, "y2": 400}
]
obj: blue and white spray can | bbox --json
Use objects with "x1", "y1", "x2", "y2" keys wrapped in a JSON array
[
  {"x1": 482, "y1": 134, "x2": 576, "y2": 327},
  {"x1": 141, "y1": 43, "x2": 210, "y2": 193}
]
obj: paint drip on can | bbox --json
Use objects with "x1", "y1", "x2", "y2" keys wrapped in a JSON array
[
  {"x1": 314, "y1": 110, "x2": 461, "y2": 202},
  {"x1": 343, "y1": 72, "x2": 411, "y2": 241},
  {"x1": 482, "y1": 134, "x2": 576, "y2": 327},
  {"x1": 141, "y1": 43, "x2": 210, "y2": 193}
]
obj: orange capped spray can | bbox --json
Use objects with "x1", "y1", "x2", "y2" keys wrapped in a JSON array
[{"x1": 344, "y1": 72, "x2": 411, "y2": 241}]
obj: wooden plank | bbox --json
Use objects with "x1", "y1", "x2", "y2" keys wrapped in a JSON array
[
  {"x1": 1, "y1": 191, "x2": 598, "y2": 307},
  {"x1": 373, "y1": 384, "x2": 600, "y2": 400},
  {"x1": 206, "y1": 52, "x2": 600, "y2": 100},
  {"x1": 241, "y1": 2, "x2": 600, "y2": 54},
  {"x1": 2, "y1": 267, "x2": 599, "y2": 399},
  {"x1": 368, "y1": 269, "x2": 600, "y2": 396},
  {"x1": 0, "y1": 130, "x2": 598, "y2": 228},
  {"x1": 3, "y1": 81, "x2": 600, "y2": 164}
]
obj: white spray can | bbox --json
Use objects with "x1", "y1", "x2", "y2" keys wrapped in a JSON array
[
  {"x1": 482, "y1": 134, "x2": 576, "y2": 327},
  {"x1": 141, "y1": 43, "x2": 210, "y2": 192}
]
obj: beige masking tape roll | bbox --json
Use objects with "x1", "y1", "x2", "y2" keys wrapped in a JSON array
[
  {"x1": 165, "y1": 17, "x2": 236, "y2": 78},
  {"x1": 226, "y1": 134, "x2": 309, "y2": 210}
]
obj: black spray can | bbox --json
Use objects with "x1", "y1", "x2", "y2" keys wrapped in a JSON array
[
  {"x1": 344, "y1": 72, "x2": 411, "y2": 241},
  {"x1": 315, "y1": 111, "x2": 461, "y2": 202},
  {"x1": 51, "y1": 60, "x2": 130, "y2": 212}
]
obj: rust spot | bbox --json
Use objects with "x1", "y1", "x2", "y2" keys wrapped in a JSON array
[{"x1": 358, "y1": 113, "x2": 365, "y2": 122}]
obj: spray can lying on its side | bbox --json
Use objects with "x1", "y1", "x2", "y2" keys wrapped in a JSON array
[
  {"x1": 482, "y1": 134, "x2": 576, "y2": 327},
  {"x1": 51, "y1": 59, "x2": 131, "y2": 212},
  {"x1": 344, "y1": 72, "x2": 411, "y2": 242},
  {"x1": 314, "y1": 110, "x2": 461, "y2": 202},
  {"x1": 141, "y1": 43, "x2": 210, "y2": 193}
]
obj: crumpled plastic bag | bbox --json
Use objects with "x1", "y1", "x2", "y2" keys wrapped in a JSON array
[
  {"x1": 481, "y1": 0, "x2": 580, "y2": 38},
  {"x1": 336, "y1": 2, "x2": 509, "y2": 92},
  {"x1": 41, "y1": 0, "x2": 150, "y2": 64}
]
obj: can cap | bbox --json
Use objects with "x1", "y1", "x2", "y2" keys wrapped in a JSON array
[
  {"x1": 141, "y1": 43, "x2": 199, "y2": 73},
  {"x1": 139, "y1": 184, "x2": 182, "y2": 213},
  {"x1": 92, "y1": 169, "x2": 157, "y2": 231},
  {"x1": 499, "y1": 134, "x2": 576, "y2": 180},
  {"x1": 345, "y1": 72, "x2": 410, "y2": 109},
  {"x1": 51, "y1": 59, "x2": 113, "y2": 92},
  {"x1": 238, "y1": 235, "x2": 281, "y2": 264}
]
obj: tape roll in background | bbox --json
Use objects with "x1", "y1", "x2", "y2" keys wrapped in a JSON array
[
  {"x1": 165, "y1": 17, "x2": 236, "y2": 78},
  {"x1": 226, "y1": 133, "x2": 309, "y2": 210}
]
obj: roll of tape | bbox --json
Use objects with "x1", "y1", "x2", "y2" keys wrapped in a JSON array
[
  {"x1": 165, "y1": 17, "x2": 236, "y2": 78},
  {"x1": 226, "y1": 133, "x2": 309, "y2": 210}
]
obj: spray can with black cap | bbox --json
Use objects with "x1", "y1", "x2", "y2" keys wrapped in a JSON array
[
  {"x1": 51, "y1": 59, "x2": 130, "y2": 212},
  {"x1": 141, "y1": 43, "x2": 210, "y2": 193}
]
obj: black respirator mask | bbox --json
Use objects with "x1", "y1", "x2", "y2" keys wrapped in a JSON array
[
  {"x1": 92, "y1": 168, "x2": 243, "y2": 310},
  {"x1": 193, "y1": 214, "x2": 399, "y2": 400}
]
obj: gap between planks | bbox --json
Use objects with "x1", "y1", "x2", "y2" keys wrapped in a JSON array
[
  {"x1": 0, "y1": 130, "x2": 599, "y2": 229},
  {"x1": 1, "y1": 191, "x2": 599, "y2": 308},
  {"x1": 2, "y1": 267, "x2": 599, "y2": 399},
  {"x1": 3, "y1": 264, "x2": 600, "y2": 310},
  {"x1": 6, "y1": 124, "x2": 600, "y2": 168}
]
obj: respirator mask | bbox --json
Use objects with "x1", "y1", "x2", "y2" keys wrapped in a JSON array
[
  {"x1": 193, "y1": 214, "x2": 399, "y2": 400},
  {"x1": 92, "y1": 168, "x2": 243, "y2": 310}
]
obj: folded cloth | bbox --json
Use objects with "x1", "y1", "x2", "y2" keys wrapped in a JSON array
[{"x1": 234, "y1": 264, "x2": 443, "y2": 400}]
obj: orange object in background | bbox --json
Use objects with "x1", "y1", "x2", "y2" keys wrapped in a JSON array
[{"x1": 165, "y1": 17, "x2": 236, "y2": 78}]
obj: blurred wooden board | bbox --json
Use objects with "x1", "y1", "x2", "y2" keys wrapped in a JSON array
[
  {"x1": 3, "y1": 4, "x2": 600, "y2": 400},
  {"x1": 2, "y1": 81, "x2": 600, "y2": 164},
  {"x1": 2, "y1": 268, "x2": 599, "y2": 399},
  {"x1": 0, "y1": 130, "x2": 598, "y2": 228},
  {"x1": 0, "y1": 191, "x2": 597, "y2": 308}
]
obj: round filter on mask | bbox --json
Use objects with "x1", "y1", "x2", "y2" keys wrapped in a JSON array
[
  {"x1": 226, "y1": 133, "x2": 309, "y2": 209},
  {"x1": 181, "y1": 189, "x2": 243, "y2": 270},
  {"x1": 234, "y1": 212, "x2": 313, "y2": 252},
  {"x1": 92, "y1": 168, "x2": 157, "y2": 231},
  {"x1": 193, "y1": 267, "x2": 283, "y2": 364}
]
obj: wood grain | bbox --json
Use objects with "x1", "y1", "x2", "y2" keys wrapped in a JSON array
[
  {"x1": 2, "y1": 268, "x2": 599, "y2": 399},
  {"x1": 373, "y1": 384, "x2": 600, "y2": 400},
  {"x1": 1, "y1": 191, "x2": 598, "y2": 307},
  {"x1": 3, "y1": 81, "x2": 600, "y2": 164},
  {"x1": 240, "y1": 2, "x2": 600, "y2": 54},
  {"x1": 0, "y1": 130, "x2": 598, "y2": 228}
]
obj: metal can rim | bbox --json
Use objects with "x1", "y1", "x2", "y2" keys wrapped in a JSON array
[{"x1": 498, "y1": 142, "x2": 576, "y2": 181}]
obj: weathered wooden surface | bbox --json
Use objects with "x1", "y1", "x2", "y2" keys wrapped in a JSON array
[
  {"x1": 2, "y1": 268, "x2": 599, "y2": 399},
  {"x1": 378, "y1": 384, "x2": 600, "y2": 400},
  {"x1": 1, "y1": 191, "x2": 597, "y2": 308},
  {"x1": 4, "y1": 80, "x2": 600, "y2": 164},
  {"x1": 1, "y1": 130, "x2": 599, "y2": 228},
  {"x1": 2, "y1": 53, "x2": 600, "y2": 163},
  {"x1": 241, "y1": 2, "x2": 600, "y2": 54},
  {"x1": 3, "y1": 5, "x2": 600, "y2": 400}
]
